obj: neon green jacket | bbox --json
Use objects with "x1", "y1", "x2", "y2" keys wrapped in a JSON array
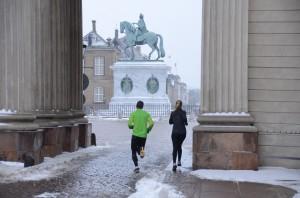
[{"x1": 128, "y1": 109, "x2": 154, "y2": 138}]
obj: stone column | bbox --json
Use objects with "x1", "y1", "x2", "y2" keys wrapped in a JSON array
[
  {"x1": 193, "y1": 0, "x2": 258, "y2": 170},
  {"x1": 0, "y1": 0, "x2": 88, "y2": 163}
]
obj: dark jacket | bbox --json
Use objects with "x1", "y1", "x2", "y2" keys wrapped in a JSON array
[{"x1": 169, "y1": 109, "x2": 188, "y2": 134}]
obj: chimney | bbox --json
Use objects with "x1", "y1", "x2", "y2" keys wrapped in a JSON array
[
  {"x1": 92, "y1": 20, "x2": 96, "y2": 32},
  {"x1": 114, "y1": 29, "x2": 118, "y2": 40},
  {"x1": 106, "y1": 38, "x2": 112, "y2": 46},
  {"x1": 88, "y1": 34, "x2": 92, "y2": 47}
]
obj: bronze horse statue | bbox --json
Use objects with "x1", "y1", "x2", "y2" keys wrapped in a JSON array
[{"x1": 120, "y1": 21, "x2": 165, "y2": 60}]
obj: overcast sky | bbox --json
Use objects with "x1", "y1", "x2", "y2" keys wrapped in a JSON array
[{"x1": 82, "y1": 0, "x2": 202, "y2": 89}]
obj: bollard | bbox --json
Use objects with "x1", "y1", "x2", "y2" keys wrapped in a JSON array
[
  {"x1": 23, "y1": 153, "x2": 35, "y2": 167},
  {"x1": 91, "y1": 133, "x2": 97, "y2": 146}
]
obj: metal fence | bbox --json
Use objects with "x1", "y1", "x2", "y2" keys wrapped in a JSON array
[{"x1": 83, "y1": 103, "x2": 200, "y2": 118}]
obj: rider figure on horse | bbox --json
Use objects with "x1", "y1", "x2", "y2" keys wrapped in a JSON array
[{"x1": 132, "y1": 13, "x2": 148, "y2": 42}]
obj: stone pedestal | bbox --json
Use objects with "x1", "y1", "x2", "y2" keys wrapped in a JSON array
[
  {"x1": 0, "y1": 130, "x2": 44, "y2": 165},
  {"x1": 79, "y1": 123, "x2": 92, "y2": 148},
  {"x1": 42, "y1": 127, "x2": 64, "y2": 157},
  {"x1": 193, "y1": 115, "x2": 258, "y2": 170},
  {"x1": 63, "y1": 125, "x2": 80, "y2": 152},
  {"x1": 109, "y1": 61, "x2": 171, "y2": 117}
]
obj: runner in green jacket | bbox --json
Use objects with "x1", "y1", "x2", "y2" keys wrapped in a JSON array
[{"x1": 128, "y1": 101, "x2": 154, "y2": 173}]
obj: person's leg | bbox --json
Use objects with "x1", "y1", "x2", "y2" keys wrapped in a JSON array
[
  {"x1": 171, "y1": 133, "x2": 178, "y2": 164},
  {"x1": 139, "y1": 137, "x2": 147, "y2": 158},
  {"x1": 131, "y1": 136, "x2": 139, "y2": 167},
  {"x1": 177, "y1": 134, "x2": 186, "y2": 165},
  {"x1": 134, "y1": 136, "x2": 145, "y2": 154},
  {"x1": 141, "y1": 137, "x2": 146, "y2": 148},
  {"x1": 172, "y1": 133, "x2": 181, "y2": 171}
]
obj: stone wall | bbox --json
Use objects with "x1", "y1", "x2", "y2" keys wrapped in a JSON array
[{"x1": 248, "y1": 0, "x2": 300, "y2": 168}]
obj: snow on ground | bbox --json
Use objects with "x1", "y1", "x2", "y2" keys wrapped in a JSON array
[
  {"x1": 0, "y1": 144, "x2": 112, "y2": 183},
  {"x1": 34, "y1": 192, "x2": 65, "y2": 198},
  {"x1": 86, "y1": 116, "x2": 129, "y2": 121},
  {"x1": 165, "y1": 147, "x2": 193, "y2": 173},
  {"x1": 86, "y1": 116, "x2": 166, "y2": 122},
  {"x1": 128, "y1": 177, "x2": 185, "y2": 198},
  {"x1": 128, "y1": 148, "x2": 193, "y2": 198}
]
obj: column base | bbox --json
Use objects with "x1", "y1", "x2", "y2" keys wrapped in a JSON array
[
  {"x1": 41, "y1": 123, "x2": 91, "y2": 157},
  {"x1": 62, "y1": 125, "x2": 79, "y2": 152},
  {"x1": 193, "y1": 114, "x2": 258, "y2": 170},
  {"x1": 41, "y1": 127, "x2": 64, "y2": 157},
  {"x1": 0, "y1": 130, "x2": 44, "y2": 165},
  {"x1": 0, "y1": 112, "x2": 91, "y2": 165},
  {"x1": 78, "y1": 123, "x2": 92, "y2": 148}
]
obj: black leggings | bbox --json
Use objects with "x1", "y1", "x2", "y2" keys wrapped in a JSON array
[
  {"x1": 131, "y1": 135, "x2": 146, "y2": 166},
  {"x1": 171, "y1": 133, "x2": 186, "y2": 164}
]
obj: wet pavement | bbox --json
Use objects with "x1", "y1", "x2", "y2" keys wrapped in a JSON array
[
  {"x1": 164, "y1": 171, "x2": 296, "y2": 198},
  {"x1": 0, "y1": 119, "x2": 297, "y2": 198}
]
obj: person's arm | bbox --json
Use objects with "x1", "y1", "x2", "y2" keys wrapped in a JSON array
[
  {"x1": 183, "y1": 111, "x2": 188, "y2": 126},
  {"x1": 169, "y1": 112, "x2": 174, "y2": 125},
  {"x1": 147, "y1": 114, "x2": 154, "y2": 133},
  {"x1": 128, "y1": 113, "x2": 134, "y2": 129}
]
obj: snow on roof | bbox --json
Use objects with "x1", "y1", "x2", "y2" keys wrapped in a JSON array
[{"x1": 83, "y1": 31, "x2": 108, "y2": 47}]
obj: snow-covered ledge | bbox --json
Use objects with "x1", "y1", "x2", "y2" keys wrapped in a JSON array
[
  {"x1": 197, "y1": 112, "x2": 255, "y2": 126},
  {"x1": 0, "y1": 109, "x2": 17, "y2": 114}
]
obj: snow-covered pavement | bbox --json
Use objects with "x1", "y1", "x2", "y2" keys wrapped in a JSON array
[
  {"x1": 0, "y1": 119, "x2": 298, "y2": 198},
  {"x1": 128, "y1": 177, "x2": 185, "y2": 198},
  {"x1": 0, "y1": 145, "x2": 112, "y2": 183}
]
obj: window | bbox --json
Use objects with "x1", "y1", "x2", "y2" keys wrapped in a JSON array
[
  {"x1": 94, "y1": 56, "x2": 104, "y2": 75},
  {"x1": 94, "y1": 87, "x2": 104, "y2": 102}
]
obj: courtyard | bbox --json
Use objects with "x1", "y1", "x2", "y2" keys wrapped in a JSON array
[{"x1": 0, "y1": 119, "x2": 297, "y2": 198}]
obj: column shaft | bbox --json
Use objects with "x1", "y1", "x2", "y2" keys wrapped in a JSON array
[
  {"x1": 201, "y1": 0, "x2": 248, "y2": 113},
  {"x1": 0, "y1": 0, "x2": 84, "y2": 126}
]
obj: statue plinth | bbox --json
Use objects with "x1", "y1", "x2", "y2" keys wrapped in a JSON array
[{"x1": 109, "y1": 61, "x2": 171, "y2": 117}]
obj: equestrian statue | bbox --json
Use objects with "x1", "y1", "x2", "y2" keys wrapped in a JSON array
[{"x1": 120, "y1": 13, "x2": 165, "y2": 60}]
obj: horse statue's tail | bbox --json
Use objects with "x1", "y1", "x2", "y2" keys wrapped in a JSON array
[{"x1": 156, "y1": 34, "x2": 165, "y2": 58}]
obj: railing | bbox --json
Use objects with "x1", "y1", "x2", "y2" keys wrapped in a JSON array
[
  {"x1": 172, "y1": 104, "x2": 201, "y2": 116},
  {"x1": 84, "y1": 104, "x2": 200, "y2": 118}
]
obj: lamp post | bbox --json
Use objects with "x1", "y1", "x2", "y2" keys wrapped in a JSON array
[
  {"x1": 82, "y1": 44, "x2": 87, "y2": 73},
  {"x1": 82, "y1": 44, "x2": 88, "y2": 107}
]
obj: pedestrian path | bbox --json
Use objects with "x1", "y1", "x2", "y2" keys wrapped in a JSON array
[{"x1": 0, "y1": 119, "x2": 297, "y2": 198}]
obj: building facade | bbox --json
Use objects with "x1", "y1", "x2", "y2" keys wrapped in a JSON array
[
  {"x1": 188, "y1": 89, "x2": 200, "y2": 106},
  {"x1": 166, "y1": 74, "x2": 188, "y2": 106},
  {"x1": 83, "y1": 21, "x2": 117, "y2": 113}
]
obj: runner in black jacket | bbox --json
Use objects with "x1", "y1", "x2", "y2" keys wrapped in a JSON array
[{"x1": 169, "y1": 100, "x2": 188, "y2": 172}]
